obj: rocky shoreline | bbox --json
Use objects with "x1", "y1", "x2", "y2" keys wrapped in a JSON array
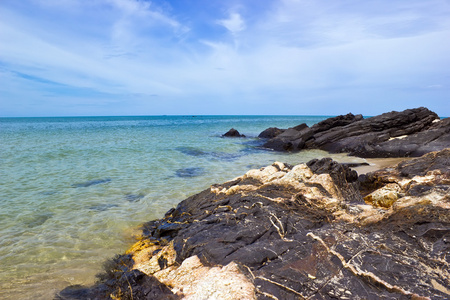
[
  {"x1": 260, "y1": 107, "x2": 449, "y2": 158},
  {"x1": 57, "y1": 108, "x2": 449, "y2": 300}
]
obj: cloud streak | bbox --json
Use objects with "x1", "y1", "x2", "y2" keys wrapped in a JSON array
[
  {"x1": 218, "y1": 12, "x2": 245, "y2": 35},
  {"x1": 0, "y1": 0, "x2": 449, "y2": 117}
]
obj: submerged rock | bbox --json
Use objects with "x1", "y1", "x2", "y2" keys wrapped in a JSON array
[
  {"x1": 175, "y1": 146, "x2": 243, "y2": 162},
  {"x1": 21, "y1": 212, "x2": 53, "y2": 228},
  {"x1": 261, "y1": 107, "x2": 448, "y2": 157},
  {"x1": 57, "y1": 149, "x2": 450, "y2": 299},
  {"x1": 175, "y1": 167, "x2": 206, "y2": 178},
  {"x1": 124, "y1": 194, "x2": 146, "y2": 202},
  {"x1": 71, "y1": 178, "x2": 112, "y2": 188},
  {"x1": 88, "y1": 204, "x2": 119, "y2": 211}
]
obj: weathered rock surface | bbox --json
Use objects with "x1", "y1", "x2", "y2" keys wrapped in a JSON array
[
  {"x1": 223, "y1": 128, "x2": 246, "y2": 137},
  {"x1": 261, "y1": 107, "x2": 448, "y2": 158},
  {"x1": 57, "y1": 149, "x2": 450, "y2": 300}
]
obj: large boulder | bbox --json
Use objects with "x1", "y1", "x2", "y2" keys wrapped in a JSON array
[
  {"x1": 58, "y1": 149, "x2": 450, "y2": 300},
  {"x1": 262, "y1": 107, "x2": 447, "y2": 158}
]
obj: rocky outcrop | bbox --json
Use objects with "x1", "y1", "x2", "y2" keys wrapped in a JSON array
[
  {"x1": 352, "y1": 117, "x2": 450, "y2": 158},
  {"x1": 57, "y1": 149, "x2": 450, "y2": 300},
  {"x1": 261, "y1": 107, "x2": 448, "y2": 157},
  {"x1": 223, "y1": 128, "x2": 246, "y2": 137}
]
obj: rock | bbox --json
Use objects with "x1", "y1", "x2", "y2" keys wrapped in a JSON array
[
  {"x1": 259, "y1": 124, "x2": 309, "y2": 150},
  {"x1": 258, "y1": 127, "x2": 285, "y2": 139},
  {"x1": 363, "y1": 183, "x2": 401, "y2": 208},
  {"x1": 261, "y1": 107, "x2": 447, "y2": 158},
  {"x1": 310, "y1": 113, "x2": 364, "y2": 132},
  {"x1": 359, "y1": 148, "x2": 450, "y2": 195},
  {"x1": 262, "y1": 113, "x2": 364, "y2": 152},
  {"x1": 222, "y1": 128, "x2": 246, "y2": 137},
  {"x1": 61, "y1": 149, "x2": 450, "y2": 299},
  {"x1": 292, "y1": 123, "x2": 309, "y2": 131},
  {"x1": 350, "y1": 117, "x2": 450, "y2": 158},
  {"x1": 341, "y1": 162, "x2": 370, "y2": 168}
]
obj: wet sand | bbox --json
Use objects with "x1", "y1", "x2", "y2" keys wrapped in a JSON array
[{"x1": 351, "y1": 157, "x2": 411, "y2": 174}]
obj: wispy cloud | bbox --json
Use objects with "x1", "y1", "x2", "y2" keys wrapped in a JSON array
[
  {"x1": 0, "y1": 0, "x2": 449, "y2": 116},
  {"x1": 217, "y1": 12, "x2": 245, "y2": 35}
]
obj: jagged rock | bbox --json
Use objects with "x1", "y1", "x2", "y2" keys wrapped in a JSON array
[
  {"x1": 222, "y1": 128, "x2": 246, "y2": 137},
  {"x1": 263, "y1": 114, "x2": 363, "y2": 151},
  {"x1": 262, "y1": 107, "x2": 447, "y2": 158},
  {"x1": 59, "y1": 149, "x2": 450, "y2": 299},
  {"x1": 350, "y1": 117, "x2": 450, "y2": 157}
]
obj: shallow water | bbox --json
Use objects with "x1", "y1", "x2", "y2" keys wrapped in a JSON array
[{"x1": 0, "y1": 115, "x2": 367, "y2": 299}]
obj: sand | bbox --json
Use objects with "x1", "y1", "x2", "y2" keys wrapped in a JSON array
[{"x1": 351, "y1": 157, "x2": 411, "y2": 174}]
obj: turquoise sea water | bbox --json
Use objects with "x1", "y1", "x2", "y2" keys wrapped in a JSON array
[{"x1": 0, "y1": 116, "x2": 367, "y2": 299}]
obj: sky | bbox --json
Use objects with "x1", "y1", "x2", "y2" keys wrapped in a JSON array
[{"x1": 0, "y1": 0, "x2": 449, "y2": 117}]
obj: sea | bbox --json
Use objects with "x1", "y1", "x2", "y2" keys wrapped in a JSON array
[{"x1": 0, "y1": 115, "x2": 368, "y2": 299}]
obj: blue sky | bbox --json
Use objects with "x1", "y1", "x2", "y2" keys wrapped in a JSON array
[{"x1": 0, "y1": 0, "x2": 449, "y2": 117}]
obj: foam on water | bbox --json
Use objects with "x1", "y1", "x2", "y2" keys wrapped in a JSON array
[{"x1": 0, "y1": 116, "x2": 366, "y2": 299}]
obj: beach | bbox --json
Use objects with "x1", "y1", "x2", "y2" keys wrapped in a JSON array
[{"x1": 351, "y1": 157, "x2": 410, "y2": 174}]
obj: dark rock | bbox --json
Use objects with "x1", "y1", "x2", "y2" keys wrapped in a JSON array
[
  {"x1": 307, "y1": 157, "x2": 361, "y2": 202},
  {"x1": 262, "y1": 138, "x2": 297, "y2": 151},
  {"x1": 262, "y1": 113, "x2": 363, "y2": 152},
  {"x1": 262, "y1": 107, "x2": 447, "y2": 158},
  {"x1": 292, "y1": 123, "x2": 309, "y2": 131},
  {"x1": 341, "y1": 162, "x2": 370, "y2": 168},
  {"x1": 62, "y1": 149, "x2": 450, "y2": 299},
  {"x1": 56, "y1": 270, "x2": 179, "y2": 300},
  {"x1": 258, "y1": 127, "x2": 285, "y2": 139},
  {"x1": 222, "y1": 128, "x2": 246, "y2": 137},
  {"x1": 359, "y1": 149, "x2": 450, "y2": 195},
  {"x1": 395, "y1": 147, "x2": 450, "y2": 177},
  {"x1": 350, "y1": 117, "x2": 450, "y2": 158},
  {"x1": 310, "y1": 113, "x2": 363, "y2": 132},
  {"x1": 55, "y1": 285, "x2": 95, "y2": 300}
]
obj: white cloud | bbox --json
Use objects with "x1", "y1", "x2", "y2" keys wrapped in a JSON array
[
  {"x1": 217, "y1": 13, "x2": 245, "y2": 35},
  {"x1": 0, "y1": 0, "x2": 449, "y2": 116}
]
